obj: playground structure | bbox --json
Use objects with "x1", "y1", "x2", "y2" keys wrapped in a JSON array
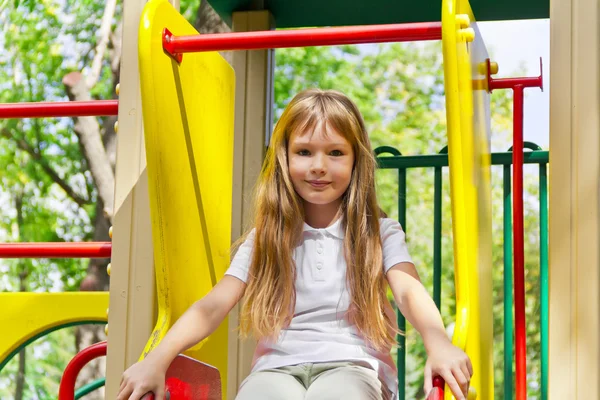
[{"x1": 0, "y1": 0, "x2": 598, "y2": 399}]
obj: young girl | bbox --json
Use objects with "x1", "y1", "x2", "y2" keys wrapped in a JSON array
[{"x1": 117, "y1": 89, "x2": 472, "y2": 400}]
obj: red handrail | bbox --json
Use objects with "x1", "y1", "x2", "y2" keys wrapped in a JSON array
[
  {"x1": 59, "y1": 341, "x2": 107, "y2": 400},
  {"x1": 0, "y1": 242, "x2": 112, "y2": 258},
  {"x1": 163, "y1": 22, "x2": 442, "y2": 60},
  {"x1": 0, "y1": 100, "x2": 118, "y2": 119}
]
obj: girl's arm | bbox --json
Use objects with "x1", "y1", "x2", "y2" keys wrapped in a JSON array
[
  {"x1": 386, "y1": 262, "x2": 472, "y2": 400},
  {"x1": 117, "y1": 275, "x2": 246, "y2": 400}
]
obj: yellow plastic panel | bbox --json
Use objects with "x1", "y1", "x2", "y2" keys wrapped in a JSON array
[
  {"x1": 441, "y1": 0, "x2": 493, "y2": 398},
  {"x1": 138, "y1": 0, "x2": 235, "y2": 397},
  {"x1": 0, "y1": 292, "x2": 108, "y2": 369}
]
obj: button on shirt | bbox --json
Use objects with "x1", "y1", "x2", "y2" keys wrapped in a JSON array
[{"x1": 225, "y1": 218, "x2": 413, "y2": 396}]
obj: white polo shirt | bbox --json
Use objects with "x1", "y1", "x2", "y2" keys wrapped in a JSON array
[{"x1": 225, "y1": 217, "x2": 413, "y2": 395}]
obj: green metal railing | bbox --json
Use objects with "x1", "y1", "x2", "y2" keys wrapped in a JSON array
[{"x1": 375, "y1": 143, "x2": 549, "y2": 400}]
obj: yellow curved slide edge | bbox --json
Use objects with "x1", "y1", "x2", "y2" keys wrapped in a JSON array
[
  {"x1": 0, "y1": 292, "x2": 109, "y2": 370},
  {"x1": 441, "y1": 0, "x2": 493, "y2": 399},
  {"x1": 138, "y1": 0, "x2": 235, "y2": 397}
]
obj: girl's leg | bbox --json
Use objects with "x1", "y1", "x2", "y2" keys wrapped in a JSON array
[
  {"x1": 305, "y1": 364, "x2": 392, "y2": 400},
  {"x1": 235, "y1": 368, "x2": 306, "y2": 400}
]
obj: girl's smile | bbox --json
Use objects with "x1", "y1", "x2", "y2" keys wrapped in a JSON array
[{"x1": 306, "y1": 180, "x2": 331, "y2": 188}]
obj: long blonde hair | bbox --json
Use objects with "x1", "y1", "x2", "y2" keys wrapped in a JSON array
[{"x1": 240, "y1": 88, "x2": 396, "y2": 350}]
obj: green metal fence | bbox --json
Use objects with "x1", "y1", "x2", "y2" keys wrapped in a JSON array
[{"x1": 375, "y1": 143, "x2": 549, "y2": 400}]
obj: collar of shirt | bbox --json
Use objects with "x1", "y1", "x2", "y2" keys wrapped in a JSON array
[{"x1": 302, "y1": 217, "x2": 345, "y2": 239}]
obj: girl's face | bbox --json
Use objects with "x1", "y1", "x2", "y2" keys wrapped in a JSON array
[{"x1": 287, "y1": 122, "x2": 355, "y2": 211}]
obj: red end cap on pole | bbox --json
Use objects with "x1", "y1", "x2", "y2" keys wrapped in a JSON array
[{"x1": 426, "y1": 377, "x2": 445, "y2": 400}]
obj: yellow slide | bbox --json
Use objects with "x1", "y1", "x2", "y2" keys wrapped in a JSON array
[
  {"x1": 441, "y1": 0, "x2": 494, "y2": 398},
  {"x1": 137, "y1": 0, "x2": 235, "y2": 397}
]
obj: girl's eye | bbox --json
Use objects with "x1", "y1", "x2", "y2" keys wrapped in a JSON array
[
  {"x1": 297, "y1": 149, "x2": 310, "y2": 156},
  {"x1": 330, "y1": 150, "x2": 343, "y2": 156}
]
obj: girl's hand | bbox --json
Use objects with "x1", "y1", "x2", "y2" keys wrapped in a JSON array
[
  {"x1": 423, "y1": 340, "x2": 473, "y2": 400},
  {"x1": 117, "y1": 357, "x2": 168, "y2": 400}
]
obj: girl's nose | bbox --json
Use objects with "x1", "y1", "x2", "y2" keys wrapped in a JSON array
[{"x1": 310, "y1": 154, "x2": 326, "y2": 175}]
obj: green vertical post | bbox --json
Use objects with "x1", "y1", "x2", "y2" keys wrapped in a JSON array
[
  {"x1": 504, "y1": 164, "x2": 514, "y2": 399},
  {"x1": 433, "y1": 166, "x2": 442, "y2": 309},
  {"x1": 397, "y1": 167, "x2": 407, "y2": 400},
  {"x1": 539, "y1": 162, "x2": 549, "y2": 400}
]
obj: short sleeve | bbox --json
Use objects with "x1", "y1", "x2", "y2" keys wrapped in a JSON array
[
  {"x1": 380, "y1": 218, "x2": 413, "y2": 273},
  {"x1": 225, "y1": 228, "x2": 256, "y2": 283}
]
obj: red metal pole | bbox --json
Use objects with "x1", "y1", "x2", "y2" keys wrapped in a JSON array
[
  {"x1": 0, "y1": 100, "x2": 118, "y2": 119},
  {"x1": 59, "y1": 341, "x2": 107, "y2": 400},
  {"x1": 512, "y1": 84, "x2": 527, "y2": 400},
  {"x1": 0, "y1": 242, "x2": 112, "y2": 258},
  {"x1": 486, "y1": 58, "x2": 543, "y2": 400},
  {"x1": 163, "y1": 22, "x2": 442, "y2": 59}
]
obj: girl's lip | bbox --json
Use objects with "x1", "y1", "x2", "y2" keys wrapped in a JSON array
[{"x1": 307, "y1": 180, "x2": 331, "y2": 187}]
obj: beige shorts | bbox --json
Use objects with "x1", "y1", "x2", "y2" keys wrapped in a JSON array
[{"x1": 235, "y1": 361, "x2": 394, "y2": 400}]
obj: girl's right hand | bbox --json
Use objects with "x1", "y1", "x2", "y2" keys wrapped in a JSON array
[{"x1": 117, "y1": 357, "x2": 168, "y2": 400}]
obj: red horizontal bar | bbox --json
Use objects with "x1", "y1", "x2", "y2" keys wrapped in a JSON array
[
  {"x1": 0, "y1": 242, "x2": 112, "y2": 258},
  {"x1": 163, "y1": 22, "x2": 442, "y2": 56},
  {"x1": 489, "y1": 76, "x2": 542, "y2": 90},
  {"x1": 0, "y1": 100, "x2": 118, "y2": 119}
]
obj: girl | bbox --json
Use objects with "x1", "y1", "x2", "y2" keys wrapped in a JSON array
[{"x1": 117, "y1": 89, "x2": 472, "y2": 400}]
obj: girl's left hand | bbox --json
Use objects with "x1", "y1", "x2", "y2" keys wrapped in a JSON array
[{"x1": 423, "y1": 340, "x2": 473, "y2": 400}]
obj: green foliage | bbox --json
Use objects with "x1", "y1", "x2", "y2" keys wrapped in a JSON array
[
  {"x1": 0, "y1": 327, "x2": 81, "y2": 400},
  {"x1": 0, "y1": 0, "x2": 117, "y2": 396}
]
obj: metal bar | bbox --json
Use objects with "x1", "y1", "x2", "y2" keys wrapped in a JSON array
[
  {"x1": 59, "y1": 341, "x2": 107, "y2": 400},
  {"x1": 512, "y1": 85, "x2": 527, "y2": 400},
  {"x1": 397, "y1": 167, "x2": 407, "y2": 400},
  {"x1": 487, "y1": 58, "x2": 544, "y2": 92},
  {"x1": 75, "y1": 378, "x2": 105, "y2": 400},
  {"x1": 163, "y1": 22, "x2": 442, "y2": 55},
  {"x1": 433, "y1": 166, "x2": 442, "y2": 309},
  {"x1": 0, "y1": 100, "x2": 118, "y2": 119},
  {"x1": 539, "y1": 162, "x2": 549, "y2": 400},
  {"x1": 503, "y1": 164, "x2": 514, "y2": 399},
  {"x1": 489, "y1": 76, "x2": 543, "y2": 90},
  {"x1": 0, "y1": 242, "x2": 112, "y2": 258},
  {"x1": 376, "y1": 150, "x2": 549, "y2": 169}
]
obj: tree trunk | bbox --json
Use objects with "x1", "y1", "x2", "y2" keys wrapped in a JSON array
[
  {"x1": 195, "y1": 1, "x2": 233, "y2": 65},
  {"x1": 62, "y1": 72, "x2": 115, "y2": 222},
  {"x1": 15, "y1": 348, "x2": 25, "y2": 400},
  {"x1": 15, "y1": 274, "x2": 27, "y2": 400},
  {"x1": 14, "y1": 193, "x2": 27, "y2": 400},
  {"x1": 15, "y1": 274, "x2": 26, "y2": 400},
  {"x1": 63, "y1": 19, "x2": 120, "y2": 399}
]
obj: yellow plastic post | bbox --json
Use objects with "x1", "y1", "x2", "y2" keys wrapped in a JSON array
[
  {"x1": 138, "y1": 0, "x2": 235, "y2": 397},
  {"x1": 441, "y1": 0, "x2": 494, "y2": 399}
]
